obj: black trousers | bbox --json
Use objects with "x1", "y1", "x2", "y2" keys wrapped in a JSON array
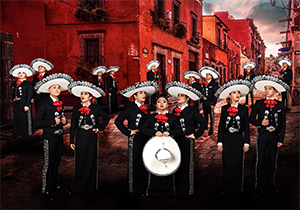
[
  {"x1": 281, "y1": 91, "x2": 289, "y2": 109},
  {"x1": 255, "y1": 133, "x2": 279, "y2": 189},
  {"x1": 203, "y1": 100, "x2": 215, "y2": 131},
  {"x1": 245, "y1": 91, "x2": 254, "y2": 106},
  {"x1": 42, "y1": 137, "x2": 63, "y2": 193}
]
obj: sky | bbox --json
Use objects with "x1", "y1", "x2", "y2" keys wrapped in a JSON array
[{"x1": 203, "y1": 0, "x2": 289, "y2": 57}]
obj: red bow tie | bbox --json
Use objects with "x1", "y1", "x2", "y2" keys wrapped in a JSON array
[
  {"x1": 246, "y1": 71, "x2": 250, "y2": 75},
  {"x1": 98, "y1": 78, "x2": 103, "y2": 83},
  {"x1": 173, "y1": 107, "x2": 181, "y2": 116},
  {"x1": 264, "y1": 99, "x2": 277, "y2": 108},
  {"x1": 53, "y1": 101, "x2": 63, "y2": 111},
  {"x1": 227, "y1": 106, "x2": 238, "y2": 117},
  {"x1": 112, "y1": 76, "x2": 116, "y2": 80},
  {"x1": 188, "y1": 82, "x2": 193, "y2": 86},
  {"x1": 155, "y1": 114, "x2": 169, "y2": 124},
  {"x1": 16, "y1": 80, "x2": 22, "y2": 86},
  {"x1": 153, "y1": 71, "x2": 157, "y2": 75},
  {"x1": 139, "y1": 104, "x2": 148, "y2": 114},
  {"x1": 78, "y1": 106, "x2": 91, "y2": 114},
  {"x1": 281, "y1": 69, "x2": 285, "y2": 73},
  {"x1": 37, "y1": 74, "x2": 43, "y2": 80},
  {"x1": 204, "y1": 81, "x2": 209, "y2": 86}
]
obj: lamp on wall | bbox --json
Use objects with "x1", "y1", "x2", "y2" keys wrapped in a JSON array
[{"x1": 143, "y1": 47, "x2": 148, "y2": 57}]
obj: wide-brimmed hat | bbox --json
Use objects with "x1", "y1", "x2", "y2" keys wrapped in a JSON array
[
  {"x1": 9, "y1": 64, "x2": 35, "y2": 77},
  {"x1": 199, "y1": 66, "x2": 221, "y2": 79},
  {"x1": 68, "y1": 81, "x2": 105, "y2": 98},
  {"x1": 143, "y1": 136, "x2": 181, "y2": 176},
  {"x1": 91, "y1": 66, "x2": 107, "y2": 75},
  {"x1": 182, "y1": 71, "x2": 201, "y2": 80},
  {"x1": 146, "y1": 60, "x2": 160, "y2": 69},
  {"x1": 242, "y1": 61, "x2": 256, "y2": 69},
  {"x1": 35, "y1": 73, "x2": 74, "y2": 93},
  {"x1": 107, "y1": 66, "x2": 120, "y2": 73},
  {"x1": 215, "y1": 79, "x2": 252, "y2": 99},
  {"x1": 31, "y1": 58, "x2": 54, "y2": 71},
  {"x1": 277, "y1": 57, "x2": 293, "y2": 66},
  {"x1": 120, "y1": 81, "x2": 158, "y2": 98},
  {"x1": 165, "y1": 81, "x2": 203, "y2": 101},
  {"x1": 252, "y1": 75, "x2": 290, "y2": 92}
]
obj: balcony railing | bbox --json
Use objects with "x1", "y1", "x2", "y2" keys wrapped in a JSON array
[
  {"x1": 191, "y1": 31, "x2": 200, "y2": 44},
  {"x1": 69, "y1": 55, "x2": 105, "y2": 68}
]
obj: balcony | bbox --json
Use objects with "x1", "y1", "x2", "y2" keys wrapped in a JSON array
[{"x1": 190, "y1": 31, "x2": 200, "y2": 44}]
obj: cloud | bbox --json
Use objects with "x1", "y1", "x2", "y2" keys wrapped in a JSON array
[{"x1": 203, "y1": 2, "x2": 220, "y2": 15}]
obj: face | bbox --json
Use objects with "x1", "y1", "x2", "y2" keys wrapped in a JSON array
[
  {"x1": 48, "y1": 84, "x2": 61, "y2": 97},
  {"x1": 206, "y1": 73, "x2": 213, "y2": 81},
  {"x1": 246, "y1": 66, "x2": 252, "y2": 71},
  {"x1": 189, "y1": 76, "x2": 195, "y2": 82},
  {"x1": 18, "y1": 71, "x2": 26, "y2": 80},
  {"x1": 80, "y1": 91, "x2": 92, "y2": 103},
  {"x1": 177, "y1": 93, "x2": 189, "y2": 104},
  {"x1": 156, "y1": 96, "x2": 168, "y2": 111},
  {"x1": 151, "y1": 65, "x2": 156, "y2": 71},
  {"x1": 229, "y1": 90, "x2": 241, "y2": 103},
  {"x1": 38, "y1": 65, "x2": 46, "y2": 74},
  {"x1": 134, "y1": 91, "x2": 146, "y2": 102},
  {"x1": 282, "y1": 62, "x2": 288, "y2": 68},
  {"x1": 264, "y1": 85, "x2": 276, "y2": 98},
  {"x1": 110, "y1": 70, "x2": 115, "y2": 76},
  {"x1": 97, "y1": 71, "x2": 103, "y2": 77}
]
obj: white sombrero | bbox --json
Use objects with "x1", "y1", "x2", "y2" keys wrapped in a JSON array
[
  {"x1": 165, "y1": 81, "x2": 203, "y2": 101},
  {"x1": 252, "y1": 75, "x2": 290, "y2": 93},
  {"x1": 107, "y1": 66, "x2": 120, "y2": 73},
  {"x1": 35, "y1": 73, "x2": 74, "y2": 93},
  {"x1": 277, "y1": 57, "x2": 293, "y2": 66},
  {"x1": 119, "y1": 81, "x2": 158, "y2": 98},
  {"x1": 31, "y1": 58, "x2": 54, "y2": 71},
  {"x1": 68, "y1": 81, "x2": 105, "y2": 98},
  {"x1": 242, "y1": 61, "x2": 256, "y2": 69},
  {"x1": 9, "y1": 64, "x2": 35, "y2": 77},
  {"x1": 199, "y1": 66, "x2": 221, "y2": 79},
  {"x1": 146, "y1": 60, "x2": 160, "y2": 69},
  {"x1": 215, "y1": 79, "x2": 252, "y2": 99},
  {"x1": 182, "y1": 71, "x2": 201, "y2": 80},
  {"x1": 143, "y1": 136, "x2": 181, "y2": 176},
  {"x1": 91, "y1": 66, "x2": 107, "y2": 75}
]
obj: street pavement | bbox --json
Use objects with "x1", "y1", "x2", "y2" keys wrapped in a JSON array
[{"x1": 1, "y1": 90, "x2": 299, "y2": 209}]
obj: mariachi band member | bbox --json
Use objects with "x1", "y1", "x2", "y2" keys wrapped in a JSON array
[
  {"x1": 250, "y1": 75, "x2": 288, "y2": 197},
  {"x1": 182, "y1": 71, "x2": 202, "y2": 111},
  {"x1": 199, "y1": 66, "x2": 220, "y2": 135},
  {"x1": 10, "y1": 64, "x2": 35, "y2": 137},
  {"x1": 146, "y1": 60, "x2": 160, "y2": 106},
  {"x1": 242, "y1": 61, "x2": 256, "y2": 107},
  {"x1": 68, "y1": 81, "x2": 110, "y2": 193},
  {"x1": 140, "y1": 94, "x2": 182, "y2": 199},
  {"x1": 31, "y1": 58, "x2": 53, "y2": 111},
  {"x1": 215, "y1": 79, "x2": 251, "y2": 195},
  {"x1": 277, "y1": 57, "x2": 293, "y2": 110},
  {"x1": 92, "y1": 66, "x2": 107, "y2": 107},
  {"x1": 166, "y1": 81, "x2": 207, "y2": 196},
  {"x1": 115, "y1": 81, "x2": 158, "y2": 195},
  {"x1": 106, "y1": 66, "x2": 119, "y2": 113},
  {"x1": 34, "y1": 73, "x2": 74, "y2": 200}
]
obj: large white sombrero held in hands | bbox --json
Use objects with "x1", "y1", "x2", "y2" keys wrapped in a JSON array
[
  {"x1": 277, "y1": 57, "x2": 293, "y2": 66},
  {"x1": 31, "y1": 58, "x2": 54, "y2": 71},
  {"x1": 182, "y1": 71, "x2": 201, "y2": 80},
  {"x1": 35, "y1": 73, "x2": 74, "y2": 93},
  {"x1": 119, "y1": 81, "x2": 158, "y2": 97},
  {"x1": 165, "y1": 81, "x2": 203, "y2": 101},
  {"x1": 9, "y1": 64, "x2": 35, "y2": 77},
  {"x1": 252, "y1": 75, "x2": 290, "y2": 93},
  {"x1": 199, "y1": 66, "x2": 221, "y2": 79},
  {"x1": 146, "y1": 60, "x2": 160, "y2": 69},
  {"x1": 107, "y1": 66, "x2": 120, "y2": 73},
  {"x1": 91, "y1": 66, "x2": 107, "y2": 75},
  {"x1": 68, "y1": 81, "x2": 105, "y2": 98},
  {"x1": 215, "y1": 79, "x2": 252, "y2": 99},
  {"x1": 242, "y1": 61, "x2": 256, "y2": 69},
  {"x1": 143, "y1": 136, "x2": 181, "y2": 176}
]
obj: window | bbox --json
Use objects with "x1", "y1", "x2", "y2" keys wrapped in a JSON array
[
  {"x1": 191, "y1": 12, "x2": 198, "y2": 37},
  {"x1": 217, "y1": 27, "x2": 221, "y2": 48},
  {"x1": 85, "y1": 39, "x2": 99, "y2": 65},
  {"x1": 173, "y1": 0, "x2": 180, "y2": 25},
  {"x1": 189, "y1": 50, "x2": 198, "y2": 71},
  {"x1": 156, "y1": 0, "x2": 165, "y2": 18},
  {"x1": 80, "y1": 0, "x2": 104, "y2": 8},
  {"x1": 223, "y1": 33, "x2": 227, "y2": 50}
]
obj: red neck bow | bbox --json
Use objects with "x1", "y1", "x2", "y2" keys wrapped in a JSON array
[
  {"x1": 227, "y1": 106, "x2": 238, "y2": 117},
  {"x1": 153, "y1": 71, "x2": 157, "y2": 75},
  {"x1": 16, "y1": 80, "x2": 22, "y2": 86},
  {"x1": 264, "y1": 99, "x2": 277, "y2": 108},
  {"x1": 188, "y1": 82, "x2": 193, "y2": 86},
  {"x1": 155, "y1": 114, "x2": 169, "y2": 123},
  {"x1": 139, "y1": 104, "x2": 148, "y2": 114},
  {"x1": 79, "y1": 106, "x2": 91, "y2": 115},
  {"x1": 53, "y1": 101, "x2": 63, "y2": 111},
  {"x1": 281, "y1": 69, "x2": 285, "y2": 73},
  {"x1": 246, "y1": 71, "x2": 250, "y2": 75},
  {"x1": 204, "y1": 81, "x2": 209, "y2": 86},
  {"x1": 37, "y1": 74, "x2": 43, "y2": 80},
  {"x1": 98, "y1": 78, "x2": 103, "y2": 83},
  {"x1": 173, "y1": 107, "x2": 181, "y2": 116},
  {"x1": 112, "y1": 76, "x2": 116, "y2": 80}
]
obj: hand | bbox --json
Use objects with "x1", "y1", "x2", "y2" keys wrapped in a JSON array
[
  {"x1": 13, "y1": 99, "x2": 16, "y2": 101},
  {"x1": 70, "y1": 144, "x2": 75, "y2": 150},
  {"x1": 109, "y1": 93, "x2": 112, "y2": 96},
  {"x1": 92, "y1": 128, "x2": 99, "y2": 133},
  {"x1": 55, "y1": 116, "x2": 61, "y2": 125},
  {"x1": 24, "y1": 106, "x2": 29, "y2": 112},
  {"x1": 217, "y1": 145, "x2": 223, "y2": 152},
  {"x1": 243, "y1": 145, "x2": 249, "y2": 153},
  {"x1": 130, "y1": 129, "x2": 139, "y2": 136},
  {"x1": 210, "y1": 105, "x2": 215, "y2": 109},
  {"x1": 186, "y1": 134, "x2": 195, "y2": 139},
  {"x1": 277, "y1": 142, "x2": 283, "y2": 147},
  {"x1": 155, "y1": 131, "x2": 163, "y2": 137},
  {"x1": 163, "y1": 131, "x2": 170, "y2": 137},
  {"x1": 261, "y1": 117, "x2": 269, "y2": 126},
  {"x1": 104, "y1": 94, "x2": 106, "y2": 97},
  {"x1": 31, "y1": 99, "x2": 34, "y2": 103},
  {"x1": 61, "y1": 116, "x2": 67, "y2": 125}
]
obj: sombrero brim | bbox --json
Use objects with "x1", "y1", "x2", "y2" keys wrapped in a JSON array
[
  {"x1": 278, "y1": 60, "x2": 293, "y2": 66},
  {"x1": 35, "y1": 73, "x2": 74, "y2": 93},
  {"x1": 120, "y1": 81, "x2": 158, "y2": 97},
  {"x1": 199, "y1": 68, "x2": 220, "y2": 79},
  {"x1": 242, "y1": 62, "x2": 256, "y2": 69},
  {"x1": 218, "y1": 85, "x2": 250, "y2": 99},
  {"x1": 182, "y1": 71, "x2": 201, "y2": 79},
  {"x1": 91, "y1": 66, "x2": 107, "y2": 75},
  {"x1": 146, "y1": 60, "x2": 160, "y2": 69},
  {"x1": 10, "y1": 65, "x2": 35, "y2": 77},
  {"x1": 165, "y1": 81, "x2": 203, "y2": 101},
  {"x1": 143, "y1": 136, "x2": 181, "y2": 177},
  {"x1": 255, "y1": 81, "x2": 286, "y2": 92},
  {"x1": 107, "y1": 66, "x2": 120, "y2": 73},
  {"x1": 70, "y1": 86, "x2": 104, "y2": 98},
  {"x1": 31, "y1": 59, "x2": 54, "y2": 71}
]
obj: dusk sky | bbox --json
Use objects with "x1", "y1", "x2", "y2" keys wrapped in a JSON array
[{"x1": 203, "y1": 0, "x2": 289, "y2": 57}]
